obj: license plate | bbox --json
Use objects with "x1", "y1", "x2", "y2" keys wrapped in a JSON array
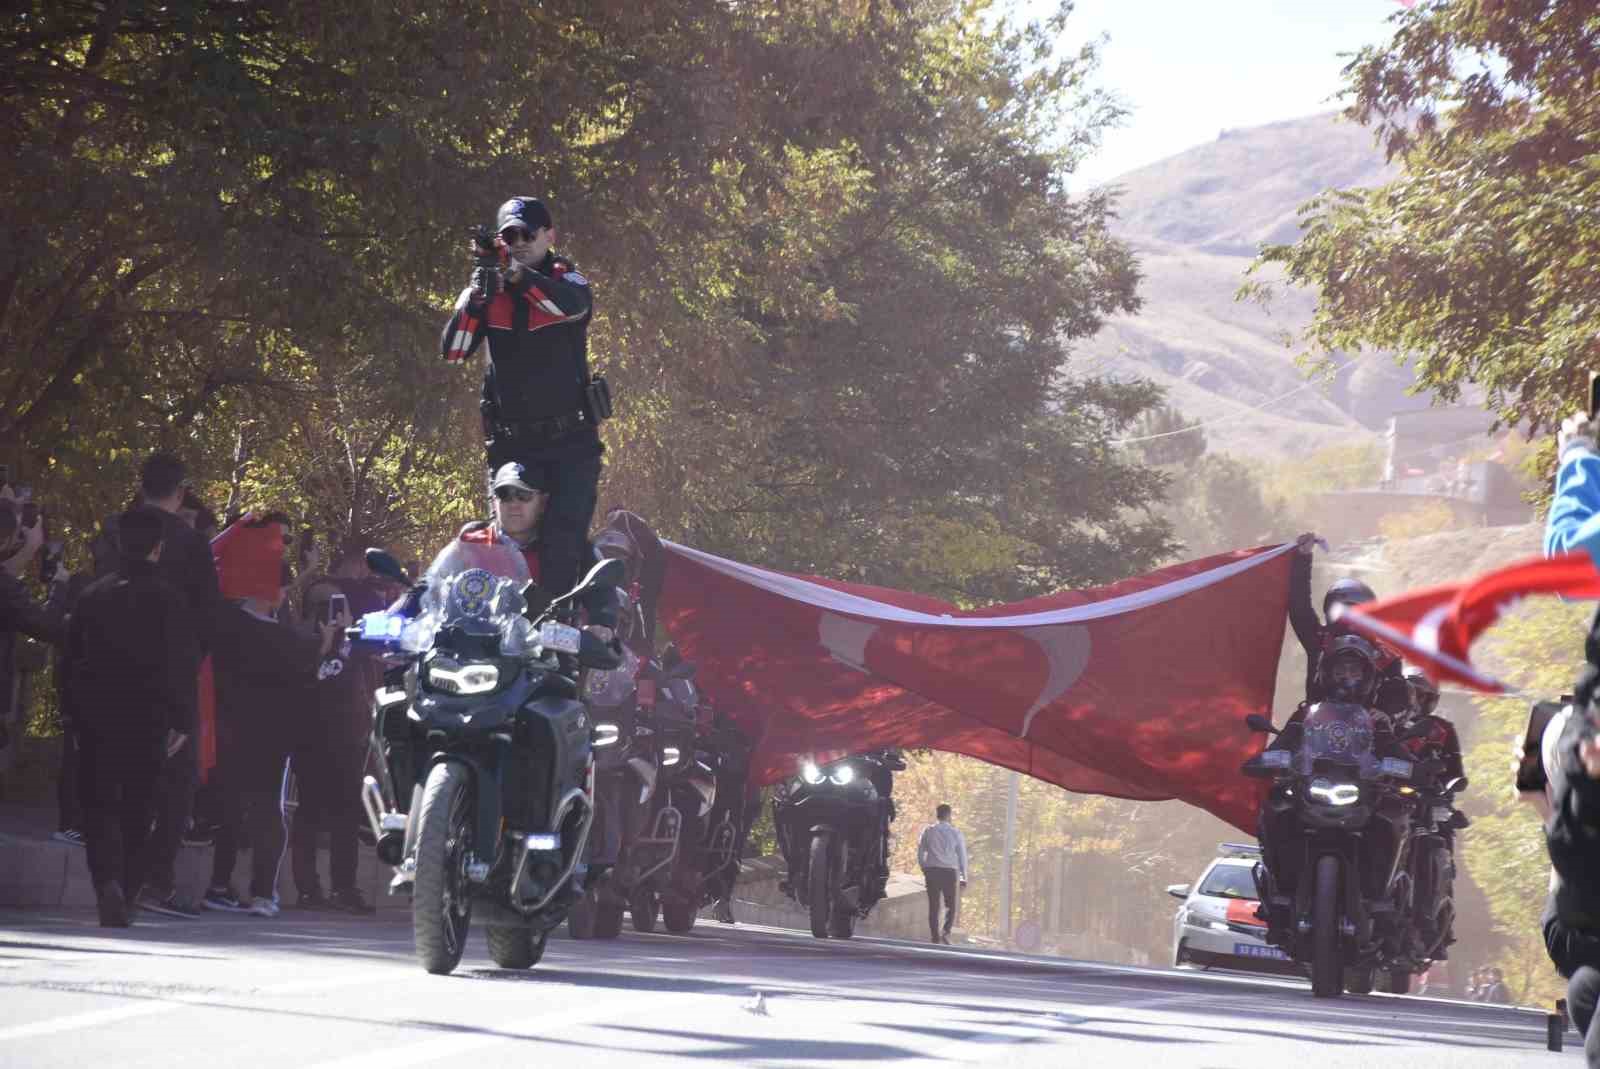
[
  {"x1": 1235, "y1": 943, "x2": 1288, "y2": 960},
  {"x1": 538, "y1": 621, "x2": 582, "y2": 654}
]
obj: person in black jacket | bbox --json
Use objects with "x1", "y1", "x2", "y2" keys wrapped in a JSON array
[
  {"x1": 204, "y1": 514, "x2": 347, "y2": 917},
  {"x1": 92, "y1": 454, "x2": 223, "y2": 919},
  {"x1": 442, "y1": 196, "x2": 602, "y2": 596},
  {"x1": 65, "y1": 507, "x2": 199, "y2": 927},
  {"x1": 1286, "y1": 533, "x2": 1407, "y2": 719},
  {"x1": 289, "y1": 551, "x2": 379, "y2": 914}
]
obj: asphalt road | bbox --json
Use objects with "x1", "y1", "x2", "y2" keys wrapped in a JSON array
[{"x1": 0, "y1": 908, "x2": 1577, "y2": 1069}]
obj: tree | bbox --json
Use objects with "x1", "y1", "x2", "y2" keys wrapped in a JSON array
[
  {"x1": 1245, "y1": 0, "x2": 1600, "y2": 435},
  {"x1": 4, "y1": 0, "x2": 1174, "y2": 601}
]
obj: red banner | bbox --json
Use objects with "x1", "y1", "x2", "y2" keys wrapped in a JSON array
[
  {"x1": 1340, "y1": 551, "x2": 1600, "y2": 694},
  {"x1": 657, "y1": 543, "x2": 1297, "y2": 831}
]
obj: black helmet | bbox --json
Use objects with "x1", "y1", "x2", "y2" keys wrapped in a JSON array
[
  {"x1": 1319, "y1": 634, "x2": 1378, "y2": 704},
  {"x1": 1323, "y1": 577, "x2": 1377, "y2": 621},
  {"x1": 1406, "y1": 671, "x2": 1440, "y2": 717}
]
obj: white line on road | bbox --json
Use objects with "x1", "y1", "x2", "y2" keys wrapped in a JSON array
[{"x1": 0, "y1": 968, "x2": 400, "y2": 1043}]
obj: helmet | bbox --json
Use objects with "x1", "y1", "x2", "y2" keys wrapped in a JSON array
[
  {"x1": 1406, "y1": 671, "x2": 1440, "y2": 717},
  {"x1": 1323, "y1": 577, "x2": 1377, "y2": 621},
  {"x1": 1318, "y1": 634, "x2": 1379, "y2": 703}
]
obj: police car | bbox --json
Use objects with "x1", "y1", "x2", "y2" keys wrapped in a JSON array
[{"x1": 1167, "y1": 843, "x2": 1299, "y2": 976}]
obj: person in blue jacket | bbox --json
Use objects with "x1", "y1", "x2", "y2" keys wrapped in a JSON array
[{"x1": 1546, "y1": 412, "x2": 1600, "y2": 562}]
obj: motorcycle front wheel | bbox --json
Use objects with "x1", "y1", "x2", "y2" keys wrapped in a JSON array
[
  {"x1": 486, "y1": 926, "x2": 547, "y2": 969},
  {"x1": 1310, "y1": 854, "x2": 1343, "y2": 998},
  {"x1": 413, "y1": 762, "x2": 474, "y2": 975},
  {"x1": 809, "y1": 832, "x2": 835, "y2": 939}
]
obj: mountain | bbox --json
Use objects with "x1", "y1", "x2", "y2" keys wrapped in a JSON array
[{"x1": 1072, "y1": 112, "x2": 1421, "y2": 459}]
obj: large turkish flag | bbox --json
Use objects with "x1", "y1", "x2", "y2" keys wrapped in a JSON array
[{"x1": 656, "y1": 542, "x2": 1296, "y2": 831}]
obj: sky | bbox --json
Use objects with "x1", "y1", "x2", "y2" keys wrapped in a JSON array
[{"x1": 1025, "y1": 0, "x2": 1415, "y2": 187}]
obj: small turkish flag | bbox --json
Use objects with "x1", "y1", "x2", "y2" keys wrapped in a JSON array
[{"x1": 1339, "y1": 552, "x2": 1600, "y2": 693}]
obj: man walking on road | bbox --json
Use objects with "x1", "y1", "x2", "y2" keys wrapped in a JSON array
[{"x1": 918, "y1": 803, "x2": 968, "y2": 944}]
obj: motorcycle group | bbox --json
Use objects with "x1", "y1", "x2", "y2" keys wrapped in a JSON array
[
  {"x1": 335, "y1": 196, "x2": 1462, "y2": 989},
  {"x1": 345, "y1": 511, "x2": 903, "y2": 974},
  {"x1": 1243, "y1": 545, "x2": 1470, "y2": 998}
]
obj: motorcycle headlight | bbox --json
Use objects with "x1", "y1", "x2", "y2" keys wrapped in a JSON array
[
  {"x1": 1307, "y1": 778, "x2": 1361, "y2": 806},
  {"x1": 662, "y1": 746, "x2": 682, "y2": 767},
  {"x1": 427, "y1": 656, "x2": 500, "y2": 696},
  {"x1": 800, "y1": 761, "x2": 824, "y2": 785},
  {"x1": 593, "y1": 722, "x2": 621, "y2": 748},
  {"x1": 828, "y1": 764, "x2": 856, "y2": 786}
]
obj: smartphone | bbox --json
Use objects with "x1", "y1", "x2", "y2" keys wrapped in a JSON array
[
  {"x1": 327, "y1": 592, "x2": 348, "y2": 625},
  {"x1": 1590, "y1": 372, "x2": 1600, "y2": 421},
  {"x1": 1517, "y1": 697, "x2": 1571, "y2": 793}
]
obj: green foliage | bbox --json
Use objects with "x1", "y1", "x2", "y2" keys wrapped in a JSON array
[
  {"x1": 1463, "y1": 597, "x2": 1590, "y2": 1005},
  {"x1": 2, "y1": 0, "x2": 1172, "y2": 600},
  {"x1": 1246, "y1": 0, "x2": 1600, "y2": 437}
]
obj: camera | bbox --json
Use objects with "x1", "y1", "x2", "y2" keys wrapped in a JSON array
[{"x1": 1518, "y1": 696, "x2": 1573, "y2": 794}]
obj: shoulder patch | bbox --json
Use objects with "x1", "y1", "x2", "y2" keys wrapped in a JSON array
[{"x1": 562, "y1": 269, "x2": 589, "y2": 287}]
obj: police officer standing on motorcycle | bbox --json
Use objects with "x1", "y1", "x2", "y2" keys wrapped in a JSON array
[{"x1": 442, "y1": 196, "x2": 607, "y2": 596}]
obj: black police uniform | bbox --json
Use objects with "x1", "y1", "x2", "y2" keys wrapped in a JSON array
[{"x1": 441, "y1": 196, "x2": 602, "y2": 595}]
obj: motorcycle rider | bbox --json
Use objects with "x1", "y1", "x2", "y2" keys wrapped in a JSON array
[
  {"x1": 442, "y1": 196, "x2": 602, "y2": 597},
  {"x1": 379, "y1": 463, "x2": 620, "y2": 822},
  {"x1": 1287, "y1": 532, "x2": 1405, "y2": 724}
]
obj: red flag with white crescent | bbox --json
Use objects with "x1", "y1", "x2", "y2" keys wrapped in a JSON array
[
  {"x1": 1339, "y1": 552, "x2": 1600, "y2": 693},
  {"x1": 658, "y1": 542, "x2": 1297, "y2": 832}
]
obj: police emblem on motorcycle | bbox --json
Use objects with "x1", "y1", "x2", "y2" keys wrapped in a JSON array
[{"x1": 452, "y1": 568, "x2": 495, "y2": 616}]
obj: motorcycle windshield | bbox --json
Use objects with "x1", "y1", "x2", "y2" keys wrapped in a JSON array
[
  {"x1": 407, "y1": 537, "x2": 535, "y2": 654},
  {"x1": 1296, "y1": 701, "x2": 1378, "y2": 775}
]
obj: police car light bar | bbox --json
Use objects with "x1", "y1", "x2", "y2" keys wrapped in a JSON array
[{"x1": 1219, "y1": 842, "x2": 1263, "y2": 857}]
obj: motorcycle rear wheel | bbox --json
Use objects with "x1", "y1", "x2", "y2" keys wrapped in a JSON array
[
  {"x1": 662, "y1": 899, "x2": 698, "y2": 934},
  {"x1": 1344, "y1": 967, "x2": 1374, "y2": 995},
  {"x1": 413, "y1": 762, "x2": 473, "y2": 975},
  {"x1": 631, "y1": 887, "x2": 659, "y2": 933},
  {"x1": 593, "y1": 897, "x2": 626, "y2": 939},
  {"x1": 1379, "y1": 969, "x2": 1412, "y2": 995},
  {"x1": 829, "y1": 907, "x2": 856, "y2": 940},
  {"x1": 486, "y1": 926, "x2": 546, "y2": 969},
  {"x1": 1310, "y1": 854, "x2": 1343, "y2": 998},
  {"x1": 808, "y1": 832, "x2": 834, "y2": 939}
]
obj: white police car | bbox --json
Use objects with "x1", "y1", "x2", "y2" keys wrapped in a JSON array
[{"x1": 1168, "y1": 843, "x2": 1298, "y2": 976}]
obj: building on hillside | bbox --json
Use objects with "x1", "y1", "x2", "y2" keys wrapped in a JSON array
[{"x1": 1312, "y1": 406, "x2": 1529, "y2": 544}]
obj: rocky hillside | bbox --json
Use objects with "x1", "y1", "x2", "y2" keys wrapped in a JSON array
[{"x1": 1074, "y1": 112, "x2": 1422, "y2": 459}]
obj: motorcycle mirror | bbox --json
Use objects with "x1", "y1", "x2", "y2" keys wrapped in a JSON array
[
  {"x1": 563, "y1": 556, "x2": 625, "y2": 602},
  {"x1": 1245, "y1": 713, "x2": 1279, "y2": 735},
  {"x1": 364, "y1": 548, "x2": 411, "y2": 586}
]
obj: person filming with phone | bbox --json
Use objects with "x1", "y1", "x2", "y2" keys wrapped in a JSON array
[
  {"x1": 1532, "y1": 378, "x2": 1600, "y2": 1066},
  {"x1": 288, "y1": 544, "x2": 375, "y2": 913}
]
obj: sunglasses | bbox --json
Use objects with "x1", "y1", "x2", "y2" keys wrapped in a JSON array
[
  {"x1": 500, "y1": 228, "x2": 536, "y2": 245},
  {"x1": 494, "y1": 486, "x2": 540, "y2": 503}
]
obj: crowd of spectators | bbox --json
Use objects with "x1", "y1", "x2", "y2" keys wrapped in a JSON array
[{"x1": 1, "y1": 452, "x2": 389, "y2": 926}]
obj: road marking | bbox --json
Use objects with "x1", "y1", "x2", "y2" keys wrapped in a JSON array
[
  {"x1": 0, "y1": 969, "x2": 400, "y2": 1043},
  {"x1": 304, "y1": 992, "x2": 694, "y2": 1069}
]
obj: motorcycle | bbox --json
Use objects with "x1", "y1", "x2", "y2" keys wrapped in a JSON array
[
  {"x1": 1389, "y1": 713, "x2": 1470, "y2": 990},
  {"x1": 774, "y1": 749, "x2": 903, "y2": 939},
  {"x1": 1245, "y1": 701, "x2": 1434, "y2": 997},
  {"x1": 617, "y1": 647, "x2": 717, "y2": 934},
  {"x1": 353, "y1": 541, "x2": 624, "y2": 974}
]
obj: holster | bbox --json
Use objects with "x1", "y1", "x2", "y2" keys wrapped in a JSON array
[
  {"x1": 584, "y1": 374, "x2": 613, "y2": 424},
  {"x1": 479, "y1": 398, "x2": 497, "y2": 446}
]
